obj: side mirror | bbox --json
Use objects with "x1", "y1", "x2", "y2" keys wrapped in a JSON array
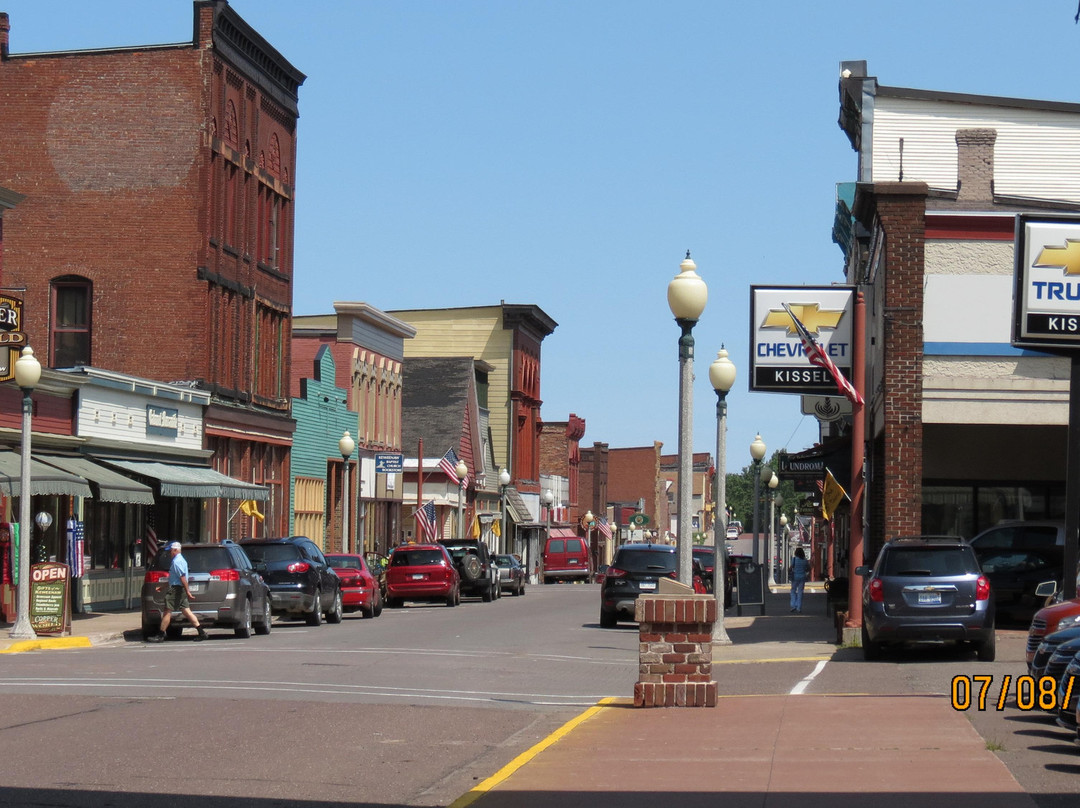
[
  {"x1": 1035, "y1": 580, "x2": 1058, "y2": 599},
  {"x1": 854, "y1": 565, "x2": 871, "y2": 577}
]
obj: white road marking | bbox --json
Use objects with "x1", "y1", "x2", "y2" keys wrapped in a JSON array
[{"x1": 789, "y1": 659, "x2": 827, "y2": 695}]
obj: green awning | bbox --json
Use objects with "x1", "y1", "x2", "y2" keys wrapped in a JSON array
[
  {"x1": 96, "y1": 458, "x2": 269, "y2": 501},
  {"x1": 36, "y1": 455, "x2": 155, "y2": 505},
  {"x1": 0, "y1": 451, "x2": 93, "y2": 499}
]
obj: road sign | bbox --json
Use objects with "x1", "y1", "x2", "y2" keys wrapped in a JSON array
[
  {"x1": 629, "y1": 513, "x2": 649, "y2": 527},
  {"x1": 375, "y1": 453, "x2": 403, "y2": 474}
]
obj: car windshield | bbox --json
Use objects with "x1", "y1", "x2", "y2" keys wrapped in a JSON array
[
  {"x1": 152, "y1": 546, "x2": 231, "y2": 572},
  {"x1": 494, "y1": 555, "x2": 515, "y2": 567},
  {"x1": 392, "y1": 549, "x2": 445, "y2": 566},
  {"x1": 613, "y1": 549, "x2": 677, "y2": 573},
  {"x1": 242, "y1": 543, "x2": 301, "y2": 563},
  {"x1": 881, "y1": 547, "x2": 978, "y2": 577},
  {"x1": 326, "y1": 555, "x2": 362, "y2": 569}
]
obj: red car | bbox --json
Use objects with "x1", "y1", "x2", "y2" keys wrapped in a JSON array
[
  {"x1": 1027, "y1": 596, "x2": 1080, "y2": 667},
  {"x1": 386, "y1": 543, "x2": 461, "y2": 608},
  {"x1": 326, "y1": 553, "x2": 384, "y2": 619}
]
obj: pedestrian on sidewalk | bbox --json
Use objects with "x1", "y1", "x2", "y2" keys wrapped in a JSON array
[
  {"x1": 146, "y1": 542, "x2": 207, "y2": 642},
  {"x1": 790, "y1": 547, "x2": 810, "y2": 614}
]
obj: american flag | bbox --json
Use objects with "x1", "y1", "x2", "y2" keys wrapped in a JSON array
[
  {"x1": 415, "y1": 500, "x2": 438, "y2": 541},
  {"x1": 145, "y1": 509, "x2": 159, "y2": 563},
  {"x1": 596, "y1": 517, "x2": 612, "y2": 539},
  {"x1": 438, "y1": 447, "x2": 466, "y2": 486},
  {"x1": 66, "y1": 518, "x2": 85, "y2": 578},
  {"x1": 782, "y1": 303, "x2": 864, "y2": 406}
]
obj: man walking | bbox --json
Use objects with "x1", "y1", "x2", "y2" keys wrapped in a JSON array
[
  {"x1": 789, "y1": 546, "x2": 810, "y2": 614},
  {"x1": 147, "y1": 541, "x2": 207, "y2": 642}
]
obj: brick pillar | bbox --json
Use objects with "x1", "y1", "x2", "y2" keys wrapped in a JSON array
[{"x1": 634, "y1": 594, "x2": 717, "y2": 708}]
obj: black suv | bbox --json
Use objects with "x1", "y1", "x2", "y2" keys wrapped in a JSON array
[
  {"x1": 599, "y1": 543, "x2": 678, "y2": 628},
  {"x1": 438, "y1": 538, "x2": 500, "y2": 602},
  {"x1": 856, "y1": 536, "x2": 996, "y2": 661},
  {"x1": 141, "y1": 540, "x2": 272, "y2": 639},
  {"x1": 240, "y1": 536, "x2": 343, "y2": 625}
]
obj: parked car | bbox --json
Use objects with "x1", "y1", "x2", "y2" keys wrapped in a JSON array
[
  {"x1": 693, "y1": 545, "x2": 733, "y2": 607},
  {"x1": 386, "y1": 543, "x2": 460, "y2": 607},
  {"x1": 326, "y1": 553, "x2": 384, "y2": 618},
  {"x1": 1027, "y1": 595, "x2": 1080, "y2": 667},
  {"x1": 493, "y1": 553, "x2": 526, "y2": 596},
  {"x1": 855, "y1": 535, "x2": 996, "y2": 662},
  {"x1": 969, "y1": 520, "x2": 1064, "y2": 624},
  {"x1": 1030, "y1": 626, "x2": 1080, "y2": 678},
  {"x1": 365, "y1": 551, "x2": 389, "y2": 601},
  {"x1": 240, "y1": 536, "x2": 343, "y2": 626},
  {"x1": 542, "y1": 533, "x2": 591, "y2": 583},
  {"x1": 1057, "y1": 649, "x2": 1080, "y2": 732},
  {"x1": 141, "y1": 540, "x2": 272, "y2": 640},
  {"x1": 1043, "y1": 639, "x2": 1080, "y2": 731},
  {"x1": 438, "y1": 538, "x2": 500, "y2": 601},
  {"x1": 599, "y1": 543, "x2": 678, "y2": 628}
]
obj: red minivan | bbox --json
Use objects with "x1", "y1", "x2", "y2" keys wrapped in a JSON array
[{"x1": 542, "y1": 532, "x2": 591, "y2": 583}]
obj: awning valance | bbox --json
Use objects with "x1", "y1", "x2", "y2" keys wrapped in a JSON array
[
  {"x1": 36, "y1": 455, "x2": 155, "y2": 505},
  {"x1": 96, "y1": 459, "x2": 269, "y2": 501},
  {"x1": 0, "y1": 451, "x2": 93, "y2": 499}
]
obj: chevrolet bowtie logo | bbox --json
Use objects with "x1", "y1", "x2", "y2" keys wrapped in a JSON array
[
  {"x1": 1034, "y1": 240, "x2": 1080, "y2": 275},
  {"x1": 762, "y1": 303, "x2": 844, "y2": 336}
]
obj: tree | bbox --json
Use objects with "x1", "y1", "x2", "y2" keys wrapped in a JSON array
[{"x1": 721, "y1": 450, "x2": 805, "y2": 536}]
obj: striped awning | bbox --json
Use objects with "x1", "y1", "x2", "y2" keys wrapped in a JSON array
[
  {"x1": 0, "y1": 451, "x2": 93, "y2": 499},
  {"x1": 36, "y1": 454, "x2": 155, "y2": 505},
  {"x1": 96, "y1": 458, "x2": 269, "y2": 501}
]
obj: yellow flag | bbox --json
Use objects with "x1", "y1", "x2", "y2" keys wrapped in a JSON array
[
  {"x1": 240, "y1": 500, "x2": 265, "y2": 522},
  {"x1": 821, "y1": 470, "x2": 848, "y2": 521},
  {"x1": 470, "y1": 514, "x2": 481, "y2": 539},
  {"x1": 492, "y1": 518, "x2": 501, "y2": 537}
]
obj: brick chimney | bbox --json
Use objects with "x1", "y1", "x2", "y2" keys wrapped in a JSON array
[
  {"x1": 955, "y1": 128, "x2": 997, "y2": 202},
  {"x1": 1, "y1": 13, "x2": 10, "y2": 61}
]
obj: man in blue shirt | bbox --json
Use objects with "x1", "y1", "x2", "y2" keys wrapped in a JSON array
[
  {"x1": 147, "y1": 541, "x2": 207, "y2": 642},
  {"x1": 790, "y1": 547, "x2": 811, "y2": 614}
]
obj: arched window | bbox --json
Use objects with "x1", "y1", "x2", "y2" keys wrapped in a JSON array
[{"x1": 50, "y1": 277, "x2": 92, "y2": 367}]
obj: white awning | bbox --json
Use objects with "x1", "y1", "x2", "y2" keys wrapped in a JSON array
[{"x1": 95, "y1": 459, "x2": 269, "y2": 501}]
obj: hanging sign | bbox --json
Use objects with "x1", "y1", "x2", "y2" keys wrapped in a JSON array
[{"x1": 0, "y1": 294, "x2": 26, "y2": 384}]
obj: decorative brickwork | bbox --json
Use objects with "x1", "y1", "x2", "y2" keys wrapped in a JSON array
[{"x1": 633, "y1": 595, "x2": 717, "y2": 708}]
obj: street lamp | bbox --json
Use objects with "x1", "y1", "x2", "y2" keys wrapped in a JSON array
[
  {"x1": 749, "y1": 434, "x2": 766, "y2": 569},
  {"x1": 767, "y1": 473, "x2": 779, "y2": 586},
  {"x1": 499, "y1": 467, "x2": 511, "y2": 553},
  {"x1": 667, "y1": 250, "x2": 707, "y2": 585},
  {"x1": 339, "y1": 430, "x2": 355, "y2": 554},
  {"x1": 9, "y1": 346, "x2": 42, "y2": 640},
  {"x1": 541, "y1": 489, "x2": 553, "y2": 585},
  {"x1": 709, "y1": 347, "x2": 736, "y2": 645},
  {"x1": 583, "y1": 510, "x2": 596, "y2": 575},
  {"x1": 455, "y1": 459, "x2": 468, "y2": 538},
  {"x1": 779, "y1": 513, "x2": 789, "y2": 583}
]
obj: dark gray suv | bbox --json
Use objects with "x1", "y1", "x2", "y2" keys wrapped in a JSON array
[
  {"x1": 599, "y1": 543, "x2": 677, "y2": 628},
  {"x1": 240, "y1": 536, "x2": 343, "y2": 626},
  {"x1": 856, "y1": 536, "x2": 995, "y2": 661}
]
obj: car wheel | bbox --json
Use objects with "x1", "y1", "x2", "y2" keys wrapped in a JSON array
[
  {"x1": 234, "y1": 598, "x2": 253, "y2": 639},
  {"x1": 361, "y1": 599, "x2": 374, "y2": 619},
  {"x1": 446, "y1": 588, "x2": 457, "y2": 607},
  {"x1": 455, "y1": 586, "x2": 461, "y2": 606},
  {"x1": 599, "y1": 608, "x2": 617, "y2": 629},
  {"x1": 254, "y1": 597, "x2": 272, "y2": 635},
  {"x1": 326, "y1": 590, "x2": 343, "y2": 624},
  {"x1": 481, "y1": 581, "x2": 494, "y2": 602},
  {"x1": 373, "y1": 591, "x2": 383, "y2": 617},
  {"x1": 141, "y1": 619, "x2": 160, "y2": 640},
  {"x1": 976, "y1": 629, "x2": 997, "y2": 662},
  {"x1": 519, "y1": 579, "x2": 526, "y2": 596},
  {"x1": 861, "y1": 623, "x2": 880, "y2": 661},
  {"x1": 306, "y1": 590, "x2": 323, "y2": 626}
]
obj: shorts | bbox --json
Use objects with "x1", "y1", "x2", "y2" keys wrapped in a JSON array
[{"x1": 164, "y1": 585, "x2": 189, "y2": 611}]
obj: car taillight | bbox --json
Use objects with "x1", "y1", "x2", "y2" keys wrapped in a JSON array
[
  {"x1": 869, "y1": 578, "x2": 884, "y2": 603},
  {"x1": 976, "y1": 575, "x2": 991, "y2": 601},
  {"x1": 209, "y1": 569, "x2": 240, "y2": 581},
  {"x1": 144, "y1": 571, "x2": 168, "y2": 583},
  {"x1": 605, "y1": 567, "x2": 628, "y2": 578},
  {"x1": 287, "y1": 561, "x2": 311, "y2": 573}
]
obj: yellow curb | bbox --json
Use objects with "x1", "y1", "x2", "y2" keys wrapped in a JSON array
[
  {"x1": 448, "y1": 697, "x2": 623, "y2": 808},
  {"x1": 0, "y1": 636, "x2": 92, "y2": 654}
]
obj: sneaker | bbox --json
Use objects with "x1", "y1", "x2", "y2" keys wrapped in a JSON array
[{"x1": 145, "y1": 633, "x2": 165, "y2": 643}]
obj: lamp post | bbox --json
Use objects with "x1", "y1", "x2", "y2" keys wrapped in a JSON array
[
  {"x1": 339, "y1": 431, "x2": 355, "y2": 554},
  {"x1": 10, "y1": 346, "x2": 42, "y2": 640},
  {"x1": 667, "y1": 250, "x2": 707, "y2": 585},
  {"x1": 499, "y1": 467, "x2": 511, "y2": 554},
  {"x1": 455, "y1": 459, "x2": 468, "y2": 538},
  {"x1": 583, "y1": 510, "x2": 596, "y2": 575},
  {"x1": 749, "y1": 434, "x2": 766, "y2": 566},
  {"x1": 709, "y1": 348, "x2": 735, "y2": 645},
  {"x1": 779, "y1": 513, "x2": 789, "y2": 583},
  {"x1": 541, "y1": 489, "x2": 553, "y2": 585},
  {"x1": 767, "y1": 473, "x2": 779, "y2": 586}
]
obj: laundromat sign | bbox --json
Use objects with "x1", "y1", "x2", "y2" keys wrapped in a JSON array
[
  {"x1": 1014, "y1": 214, "x2": 1080, "y2": 349},
  {"x1": 0, "y1": 294, "x2": 27, "y2": 384}
]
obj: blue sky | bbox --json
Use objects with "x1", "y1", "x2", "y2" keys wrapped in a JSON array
[{"x1": 5, "y1": 1, "x2": 1080, "y2": 472}]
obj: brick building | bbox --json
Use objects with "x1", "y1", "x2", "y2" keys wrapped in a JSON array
[
  {"x1": 0, "y1": 1, "x2": 302, "y2": 538},
  {"x1": 538, "y1": 414, "x2": 585, "y2": 517},
  {"x1": 595, "y1": 443, "x2": 669, "y2": 542}
]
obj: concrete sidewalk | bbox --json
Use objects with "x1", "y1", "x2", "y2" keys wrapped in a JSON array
[{"x1": 0, "y1": 607, "x2": 139, "y2": 653}]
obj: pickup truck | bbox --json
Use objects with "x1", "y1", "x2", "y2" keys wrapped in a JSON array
[{"x1": 438, "y1": 538, "x2": 501, "y2": 602}]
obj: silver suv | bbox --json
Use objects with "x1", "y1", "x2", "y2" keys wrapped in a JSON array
[
  {"x1": 142, "y1": 541, "x2": 272, "y2": 640},
  {"x1": 856, "y1": 536, "x2": 995, "y2": 662}
]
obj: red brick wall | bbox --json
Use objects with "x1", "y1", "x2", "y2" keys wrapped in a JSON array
[{"x1": 607, "y1": 443, "x2": 667, "y2": 534}]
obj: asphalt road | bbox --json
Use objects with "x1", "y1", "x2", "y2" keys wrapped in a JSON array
[{"x1": 0, "y1": 585, "x2": 1079, "y2": 806}]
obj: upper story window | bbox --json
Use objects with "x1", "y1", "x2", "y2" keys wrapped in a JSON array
[{"x1": 51, "y1": 277, "x2": 92, "y2": 367}]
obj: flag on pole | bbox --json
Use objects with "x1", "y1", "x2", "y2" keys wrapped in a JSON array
[
  {"x1": 470, "y1": 513, "x2": 481, "y2": 539},
  {"x1": 782, "y1": 302, "x2": 864, "y2": 406},
  {"x1": 596, "y1": 517, "x2": 612, "y2": 540},
  {"x1": 66, "y1": 518, "x2": 85, "y2": 578},
  {"x1": 821, "y1": 469, "x2": 849, "y2": 521},
  {"x1": 240, "y1": 500, "x2": 265, "y2": 522},
  {"x1": 145, "y1": 509, "x2": 159, "y2": 562},
  {"x1": 438, "y1": 447, "x2": 466, "y2": 486},
  {"x1": 415, "y1": 500, "x2": 438, "y2": 541}
]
